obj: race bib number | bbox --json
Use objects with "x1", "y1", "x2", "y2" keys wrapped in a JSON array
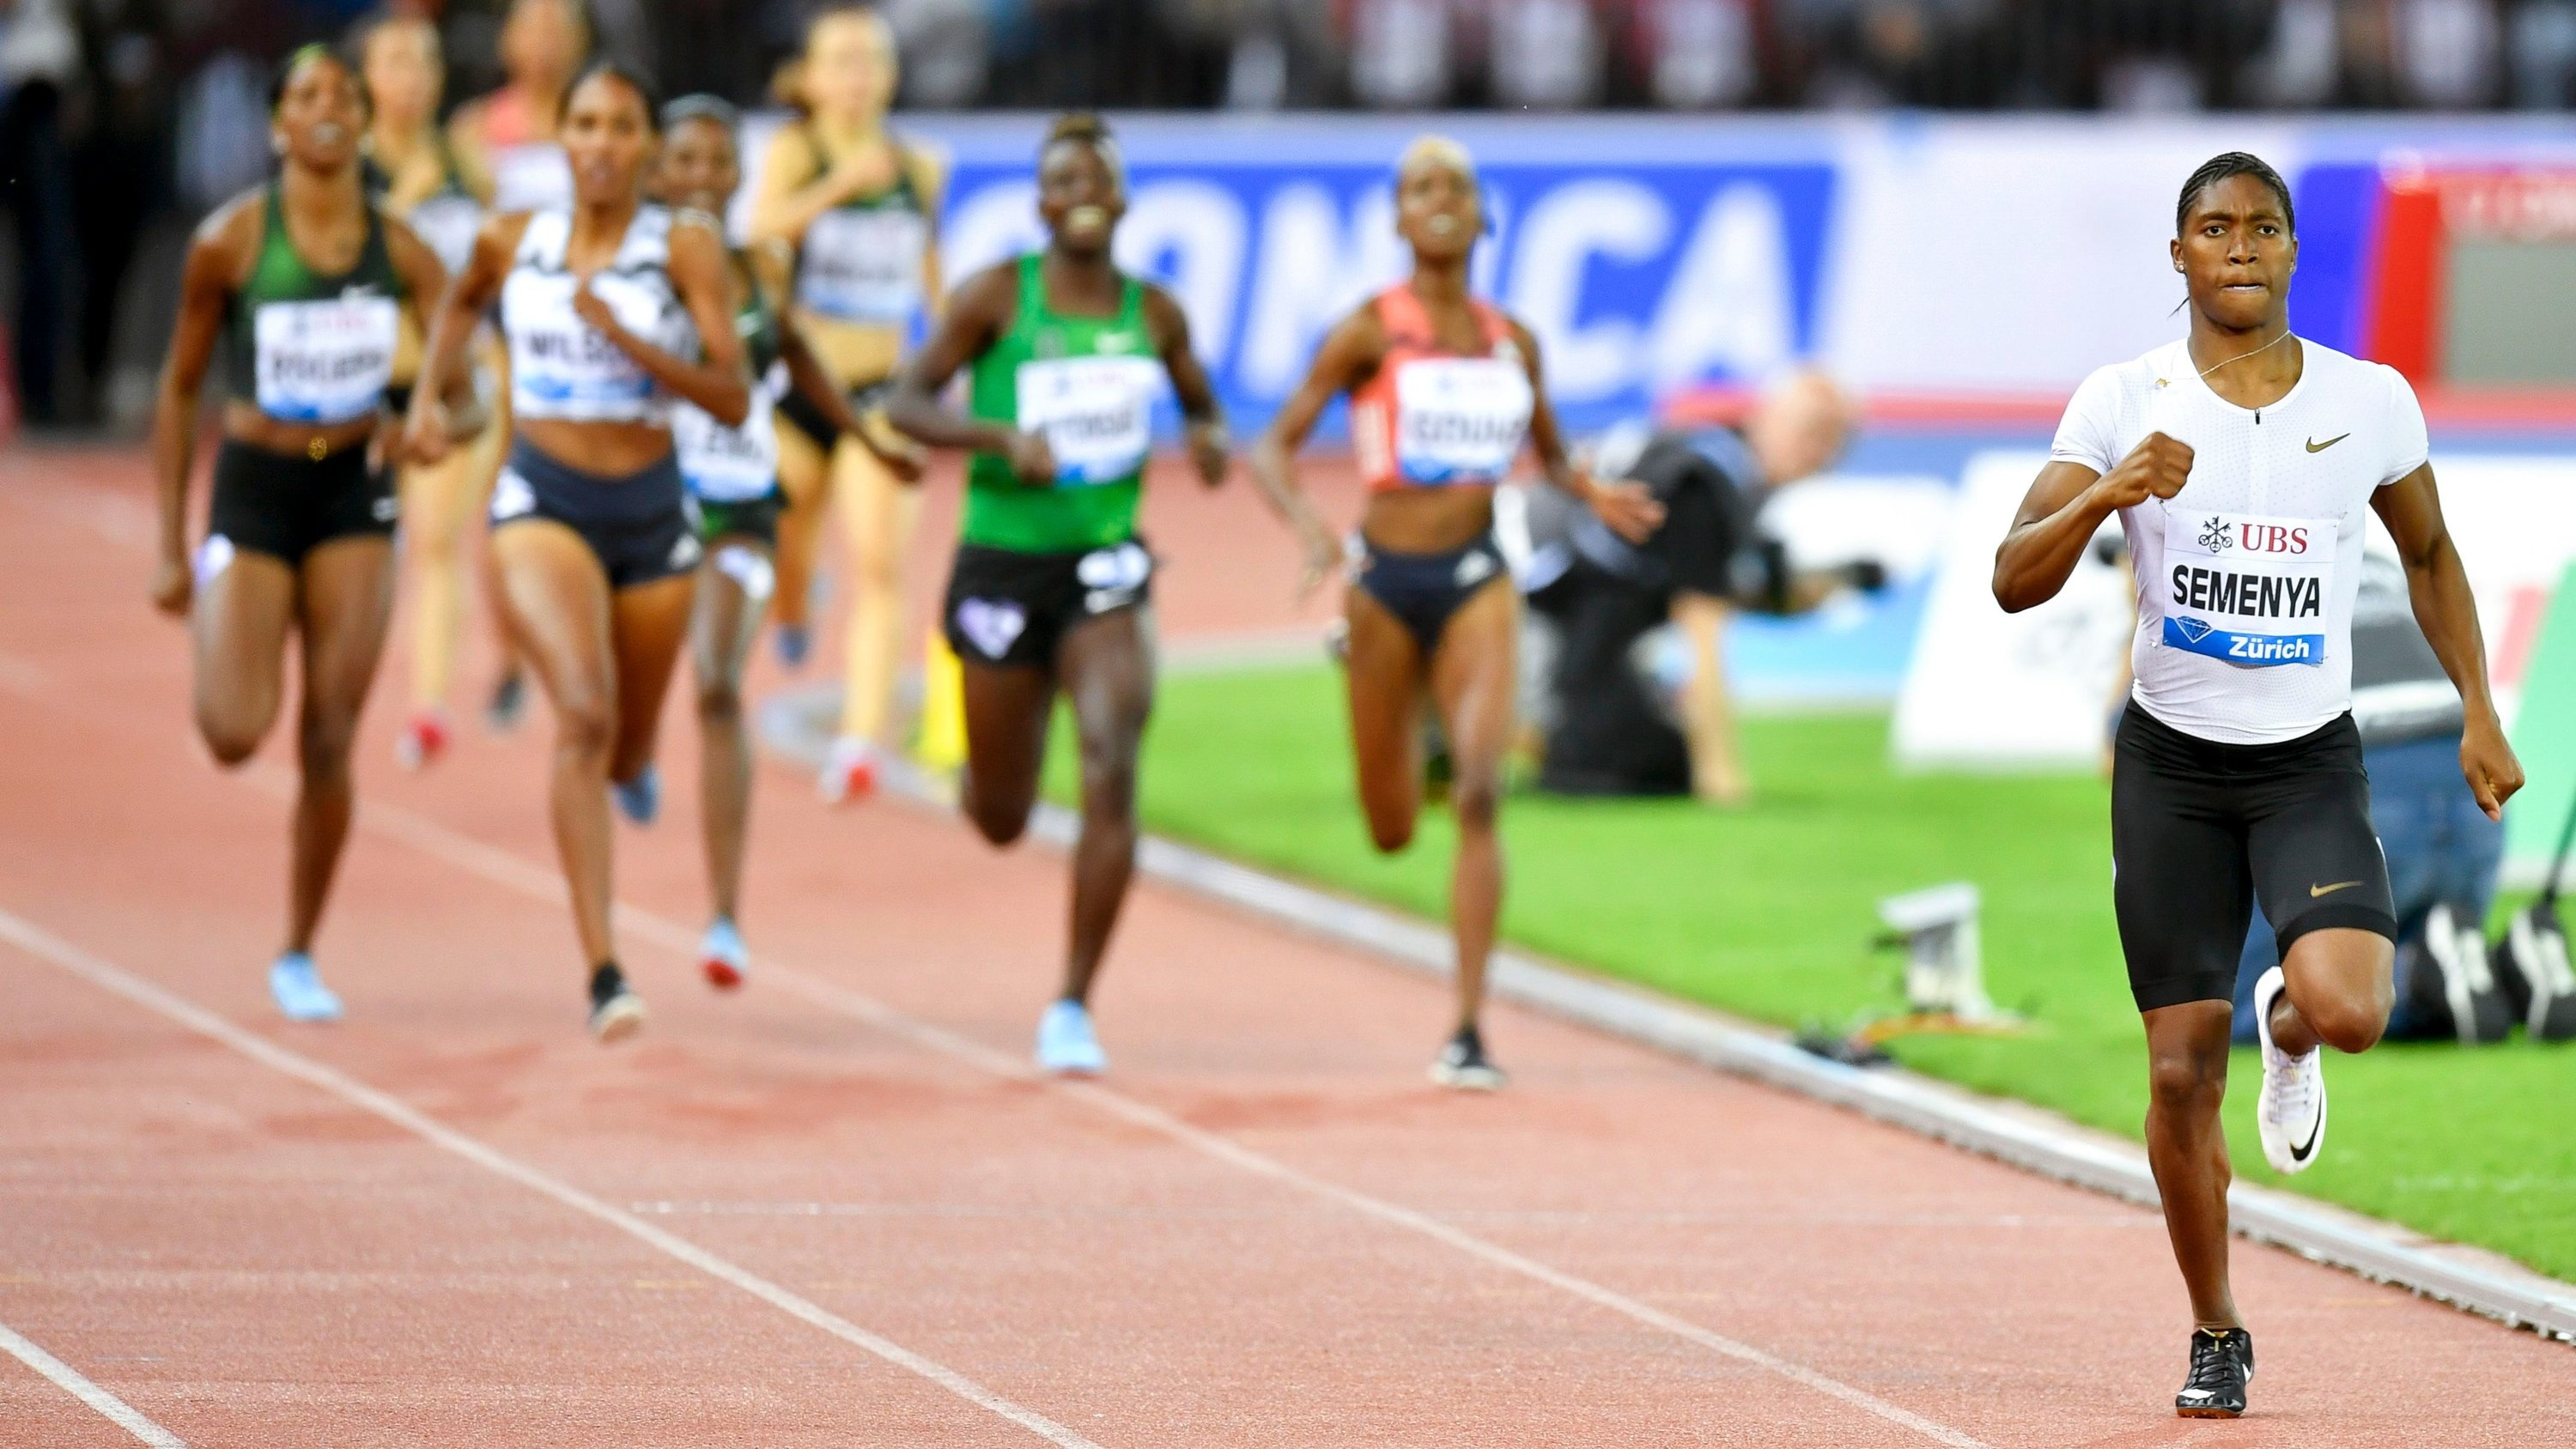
[
  {"x1": 1393, "y1": 356, "x2": 1533, "y2": 485},
  {"x1": 1017, "y1": 355, "x2": 1161, "y2": 486},
  {"x1": 254, "y1": 294, "x2": 400, "y2": 424},
  {"x1": 2160, "y1": 509, "x2": 2334, "y2": 668},
  {"x1": 508, "y1": 272, "x2": 669, "y2": 415},
  {"x1": 797, "y1": 209, "x2": 928, "y2": 323},
  {"x1": 674, "y1": 386, "x2": 781, "y2": 503}
]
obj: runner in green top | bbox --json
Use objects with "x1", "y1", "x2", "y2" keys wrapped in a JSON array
[
  {"x1": 887, "y1": 112, "x2": 1229, "y2": 1077},
  {"x1": 149, "y1": 44, "x2": 461, "y2": 1024}
]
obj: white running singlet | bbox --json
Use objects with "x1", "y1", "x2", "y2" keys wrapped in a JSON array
[
  {"x1": 2051, "y1": 336, "x2": 2429, "y2": 746},
  {"x1": 501, "y1": 206, "x2": 699, "y2": 426}
]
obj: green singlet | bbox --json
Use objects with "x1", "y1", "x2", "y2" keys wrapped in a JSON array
[
  {"x1": 962, "y1": 253, "x2": 1163, "y2": 555},
  {"x1": 223, "y1": 184, "x2": 405, "y2": 427}
]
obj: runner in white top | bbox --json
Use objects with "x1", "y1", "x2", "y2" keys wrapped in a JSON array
[{"x1": 1993, "y1": 154, "x2": 2522, "y2": 1422}]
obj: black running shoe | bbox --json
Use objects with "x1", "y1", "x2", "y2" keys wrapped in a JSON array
[
  {"x1": 2174, "y1": 1326, "x2": 2253, "y2": 1418},
  {"x1": 587, "y1": 962, "x2": 646, "y2": 1043},
  {"x1": 486, "y1": 670, "x2": 528, "y2": 732},
  {"x1": 1430, "y1": 1023, "x2": 1506, "y2": 1090}
]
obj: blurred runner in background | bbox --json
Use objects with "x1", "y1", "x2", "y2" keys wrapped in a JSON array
[
  {"x1": 359, "y1": 10, "x2": 510, "y2": 772},
  {"x1": 749, "y1": 4, "x2": 938, "y2": 804}
]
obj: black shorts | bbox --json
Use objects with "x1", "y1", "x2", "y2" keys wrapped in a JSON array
[
  {"x1": 490, "y1": 440, "x2": 700, "y2": 591},
  {"x1": 206, "y1": 438, "x2": 397, "y2": 568},
  {"x1": 2112, "y1": 706, "x2": 2397, "y2": 1012},
  {"x1": 777, "y1": 378, "x2": 894, "y2": 452},
  {"x1": 942, "y1": 539, "x2": 1153, "y2": 670},
  {"x1": 692, "y1": 492, "x2": 781, "y2": 548},
  {"x1": 1354, "y1": 533, "x2": 1511, "y2": 657}
]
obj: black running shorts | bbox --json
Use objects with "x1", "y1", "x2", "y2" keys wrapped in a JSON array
[
  {"x1": 207, "y1": 438, "x2": 397, "y2": 567},
  {"x1": 2111, "y1": 706, "x2": 2398, "y2": 1013},
  {"x1": 942, "y1": 538, "x2": 1153, "y2": 670}
]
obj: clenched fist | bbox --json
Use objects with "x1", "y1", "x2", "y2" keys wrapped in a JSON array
[{"x1": 2093, "y1": 431, "x2": 2193, "y2": 510}]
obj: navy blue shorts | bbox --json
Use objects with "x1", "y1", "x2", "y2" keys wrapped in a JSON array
[
  {"x1": 491, "y1": 440, "x2": 700, "y2": 590},
  {"x1": 1354, "y1": 533, "x2": 1510, "y2": 657}
]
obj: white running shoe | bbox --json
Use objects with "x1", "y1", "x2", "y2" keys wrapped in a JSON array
[
  {"x1": 269, "y1": 953, "x2": 343, "y2": 1023},
  {"x1": 2252, "y1": 965, "x2": 2327, "y2": 1174},
  {"x1": 1035, "y1": 999, "x2": 1106, "y2": 1076},
  {"x1": 817, "y1": 737, "x2": 878, "y2": 806}
]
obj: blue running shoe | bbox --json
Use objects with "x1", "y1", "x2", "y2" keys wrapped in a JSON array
[
  {"x1": 1035, "y1": 998, "x2": 1106, "y2": 1076},
  {"x1": 700, "y1": 918, "x2": 748, "y2": 991},
  {"x1": 269, "y1": 953, "x2": 343, "y2": 1022},
  {"x1": 611, "y1": 764, "x2": 660, "y2": 826},
  {"x1": 774, "y1": 622, "x2": 811, "y2": 670}
]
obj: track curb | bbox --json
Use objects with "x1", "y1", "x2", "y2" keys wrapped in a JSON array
[{"x1": 760, "y1": 685, "x2": 2576, "y2": 1343}]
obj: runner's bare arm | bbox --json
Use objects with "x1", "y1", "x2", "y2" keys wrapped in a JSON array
[
  {"x1": 404, "y1": 211, "x2": 526, "y2": 465},
  {"x1": 1247, "y1": 306, "x2": 1380, "y2": 597},
  {"x1": 2373, "y1": 463, "x2": 2524, "y2": 819},
  {"x1": 380, "y1": 214, "x2": 483, "y2": 440},
  {"x1": 908, "y1": 148, "x2": 948, "y2": 324},
  {"x1": 1993, "y1": 433, "x2": 2191, "y2": 612},
  {"x1": 747, "y1": 127, "x2": 878, "y2": 248},
  {"x1": 149, "y1": 201, "x2": 254, "y2": 616},
  {"x1": 1142, "y1": 284, "x2": 1227, "y2": 489},
  {"x1": 574, "y1": 214, "x2": 750, "y2": 427},
  {"x1": 778, "y1": 315, "x2": 920, "y2": 481},
  {"x1": 883, "y1": 263, "x2": 1048, "y2": 481},
  {"x1": 1512, "y1": 317, "x2": 1662, "y2": 543}
]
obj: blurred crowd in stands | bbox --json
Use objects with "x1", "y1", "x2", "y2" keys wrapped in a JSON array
[{"x1": 6, "y1": 0, "x2": 2576, "y2": 427}]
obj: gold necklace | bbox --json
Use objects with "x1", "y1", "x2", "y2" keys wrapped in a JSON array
[{"x1": 2195, "y1": 328, "x2": 2291, "y2": 381}]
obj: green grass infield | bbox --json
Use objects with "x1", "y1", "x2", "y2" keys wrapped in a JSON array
[{"x1": 1044, "y1": 660, "x2": 2576, "y2": 1282}]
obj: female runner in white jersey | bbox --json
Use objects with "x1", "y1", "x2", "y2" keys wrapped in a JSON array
[
  {"x1": 748, "y1": 4, "x2": 938, "y2": 802},
  {"x1": 1994, "y1": 153, "x2": 2522, "y2": 1419},
  {"x1": 151, "y1": 45, "x2": 459, "y2": 1022},
  {"x1": 1249, "y1": 136, "x2": 1661, "y2": 1088},
  {"x1": 653, "y1": 94, "x2": 899, "y2": 989},
  {"x1": 406, "y1": 62, "x2": 752, "y2": 1041}
]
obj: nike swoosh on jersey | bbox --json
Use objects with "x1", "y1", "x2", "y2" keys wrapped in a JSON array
[
  {"x1": 2310, "y1": 880, "x2": 2362, "y2": 898},
  {"x1": 2306, "y1": 433, "x2": 2350, "y2": 453}
]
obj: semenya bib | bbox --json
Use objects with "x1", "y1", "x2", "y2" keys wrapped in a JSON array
[
  {"x1": 501, "y1": 205, "x2": 698, "y2": 426},
  {"x1": 224, "y1": 185, "x2": 405, "y2": 427},
  {"x1": 2050, "y1": 336, "x2": 2431, "y2": 746},
  {"x1": 1351, "y1": 283, "x2": 1534, "y2": 492},
  {"x1": 961, "y1": 253, "x2": 1163, "y2": 554},
  {"x1": 672, "y1": 251, "x2": 788, "y2": 505},
  {"x1": 793, "y1": 130, "x2": 933, "y2": 327}
]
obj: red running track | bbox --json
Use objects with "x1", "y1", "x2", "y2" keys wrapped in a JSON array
[{"x1": 0, "y1": 446, "x2": 2569, "y2": 1447}]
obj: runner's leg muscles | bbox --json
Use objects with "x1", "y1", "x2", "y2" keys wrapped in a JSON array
[
  {"x1": 1430, "y1": 582, "x2": 1517, "y2": 1030},
  {"x1": 832, "y1": 445, "x2": 918, "y2": 743},
  {"x1": 1056, "y1": 605, "x2": 1154, "y2": 1006},
  {"x1": 958, "y1": 658, "x2": 1054, "y2": 846},
  {"x1": 692, "y1": 541, "x2": 768, "y2": 924},
  {"x1": 2269, "y1": 928, "x2": 2396, "y2": 1056},
  {"x1": 1345, "y1": 587, "x2": 1426, "y2": 854},
  {"x1": 191, "y1": 549, "x2": 298, "y2": 765},
  {"x1": 2142, "y1": 1000, "x2": 2240, "y2": 1330},
  {"x1": 490, "y1": 521, "x2": 620, "y2": 970},
  {"x1": 284, "y1": 536, "x2": 395, "y2": 955},
  {"x1": 606, "y1": 572, "x2": 697, "y2": 787}
]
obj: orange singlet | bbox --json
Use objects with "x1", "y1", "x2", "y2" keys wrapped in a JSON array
[{"x1": 1350, "y1": 283, "x2": 1534, "y2": 493}]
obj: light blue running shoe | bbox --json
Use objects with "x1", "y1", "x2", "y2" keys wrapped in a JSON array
[
  {"x1": 1035, "y1": 998, "x2": 1106, "y2": 1076},
  {"x1": 611, "y1": 764, "x2": 660, "y2": 826},
  {"x1": 269, "y1": 953, "x2": 343, "y2": 1023},
  {"x1": 700, "y1": 917, "x2": 748, "y2": 991}
]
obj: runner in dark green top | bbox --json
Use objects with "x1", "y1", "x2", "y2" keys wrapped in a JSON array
[
  {"x1": 149, "y1": 44, "x2": 461, "y2": 1023},
  {"x1": 653, "y1": 94, "x2": 909, "y2": 992},
  {"x1": 886, "y1": 112, "x2": 1228, "y2": 1076}
]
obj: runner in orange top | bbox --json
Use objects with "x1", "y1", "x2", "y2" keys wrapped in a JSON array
[{"x1": 1249, "y1": 135, "x2": 1661, "y2": 1089}]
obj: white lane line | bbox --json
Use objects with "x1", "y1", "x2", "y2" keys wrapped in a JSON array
[
  {"x1": 0, "y1": 1319, "x2": 188, "y2": 1447},
  {"x1": 347, "y1": 792, "x2": 1992, "y2": 1449},
  {"x1": 0, "y1": 910, "x2": 1103, "y2": 1449}
]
